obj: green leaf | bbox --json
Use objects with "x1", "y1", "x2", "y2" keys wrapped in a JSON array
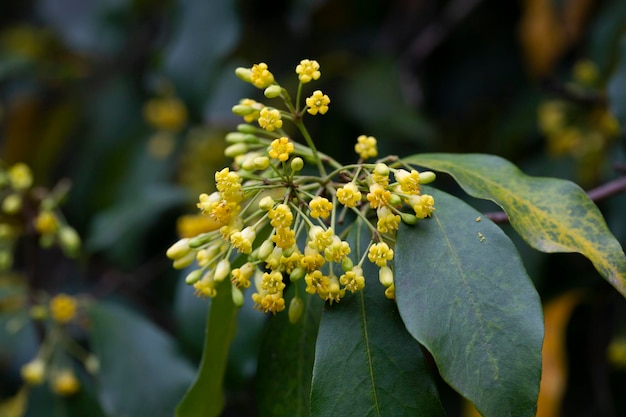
[
  {"x1": 176, "y1": 280, "x2": 238, "y2": 417},
  {"x1": 608, "y1": 34, "x2": 626, "y2": 134},
  {"x1": 310, "y1": 221, "x2": 445, "y2": 417},
  {"x1": 256, "y1": 285, "x2": 323, "y2": 417},
  {"x1": 87, "y1": 301, "x2": 195, "y2": 417},
  {"x1": 396, "y1": 188, "x2": 543, "y2": 417},
  {"x1": 405, "y1": 153, "x2": 626, "y2": 297}
]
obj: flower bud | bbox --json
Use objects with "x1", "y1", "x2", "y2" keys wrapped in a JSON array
[
  {"x1": 58, "y1": 226, "x2": 81, "y2": 257},
  {"x1": 167, "y1": 239, "x2": 191, "y2": 260},
  {"x1": 419, "y1": 171, "x2": 436, "y2": 184},
  {"x1": 258, "y1": 196, "x2": 275, "y2": 211},
  {"x1": 378, "y1": 266, "x2": 394, "y2": 287},
  {"x1": 235, "y1": 67, "x2": 252, "y2": 82},
  {"x1": 173, "y1": 252, "x2": 196, "y2": 269},
  {"x1": 185, "y1": 269, "x2": 203, "y2": 285},
  {"x1": 232, "y1": 104, "x2": 255, "y2": 116},
  {"x1": 2, "y1": 193, "x2": 22, "y2": 214},
  {"x1": 264, "y1": 85, "x2": 282, "y2": 98},
  {"x1": 224, "y1": 143, "x2": 249, "y2": 158},
  {"x1": 237, "y1": 123, "x2": 258, "y2": 134},
  {"x1": 214, "y1": 259, "x2": 231, "y2": 282},
  {"x1": 21, "y1": 358, "x2": 46, "y2": 386},
  {"x1": 388, "y1": 193, "x2": 402, "y2": 207},
  {"x1": 225, "y1": 132, "x2": 247, "y2": 143},
  {"x1": 290, "y1": 157, "x2": 304, "y2": 172},
  {"x1": 189, "y1": 233, "x2": 214, "y2": 248},
  {"x1": 400, "y1": 212, "x2": 418, "y2": 225},
  {"x1": 290, "y1": 267, "x2": 306, "y2": 282},
  {"x1": 374, "y1": 163, "x2": 389, "y2": 177},
  {"x1": 254, "y1": 156, "x2": 270, "y2": 170},
  {"x1": 341, "y1": 256, "x2": 354, "y2": 272},
  {"x1": 288, "y1": 296, "x2": 304, "y2": 324},
  {"x1": 231, "y1": 285, "x2": 244, "y2": 307},
  {"x1": 257, "y1": 240, "x2": 274, "y2": 261}
]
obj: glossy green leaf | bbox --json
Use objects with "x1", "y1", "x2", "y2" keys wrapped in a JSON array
[
  {"x1": 405, "y1": 153, "x2": 626, "y2": 297},
  {"x1": 176, "y1": 280, "x2": 238, "y2": 417},
  {"x1": 87, "y1": 301, "x2": 195, "y2": 417},
  {"x1": 256, "y1": 285, "x2": 323, "y2": 417},
  {"x1": 310, "y1": 221, "x2": 445, "y2": 417},
  {"x1": 396, "y1": 188, "x2": 543, "y2": 417}
]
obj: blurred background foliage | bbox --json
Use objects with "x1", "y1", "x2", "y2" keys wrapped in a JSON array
[{"x1": 0, "y1": 0, "x2": 626, "y2": 416}]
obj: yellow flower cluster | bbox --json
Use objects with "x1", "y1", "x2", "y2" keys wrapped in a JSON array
[{"x1": 167, "y1": 59, "x2": 437, "y2": 320}]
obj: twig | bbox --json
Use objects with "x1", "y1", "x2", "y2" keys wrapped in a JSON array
[{"x1": 485, "y1": 175, "x2": 626, "y2": 224}]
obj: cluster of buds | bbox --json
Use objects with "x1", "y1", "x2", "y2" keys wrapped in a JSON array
[
  {"x1": 167, "y1": 59, "x2": 436, "y2": 322},
  {"x1": 20, "y1": 294, "x2": 98, "y2": 396},
  {"x1": 0, "y1": 161, "x2": 81, "y2": 270}
]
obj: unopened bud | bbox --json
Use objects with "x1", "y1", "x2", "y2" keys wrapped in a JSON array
[
  {"x1": 379, "y1": 266, "x2": 394, "y2": 287},
  {"x1": 173, "y1": 252, "x2": 196, "y2": 269},
  {"x1": 214, "y1": 259, "x2": 231, "y2": 282},
  {"x1": 231, "y1": 285, "x2": 244, "y2": 307},
  {"x1": 237, "y1": 123, "x2": 258, "y2": 134},
  {"x1": 341, "y1": 256, "x2": 354, "y2": 272},
  {"x1": 374, "y1": 163, "x2": 389, "y2": 177},
  {"x1": 259, "y1": 196, "x2": 275, "y2": 211},
  {"x1": 235, "y1": 67, "x2": 252, "y2": 83},
  {"x1": 290, "y1": 267, "x2": 306, "y2": 282},
  {"x1": 288, "y1": 296, "x2": 304, "y2": 324},
  {"x1": 224, "y1": 143, "x2": 248, "y2": 158},
  {"x1": 290, "y1": 157, "x2": 304, "y2": 172},
  {"x1": 400, "y1": 212, "x2": 418, "y2": 225},
  {"x1": 232, "y1": 104, "x2": 255, "y2": 116},
  {"x1": 264, "y1": 85, "x2": 282, "y2": 98},
  {"x1": 189, "y1": 233, "x2": 214, "y2": 248},
  {"x1": 185, "y1": 269, "x2": 203, "y2": 285},
  {"x1": 257, "y1": 240, "x2": 274, "y2": 260},
  {"x1": 388, "y1": 194, "x2": 402, "y2": 207},
  {"x1": 254, "y1": 156, "x2": 270, "y2": 170},
  {"x1": 419, "y1": 171, "x2": 436, "y2": 184},
  {"x1": 2, "y1": 194, "x2": 22, "y2": 214},
  {"x1": 167, "y1": 238, "x2": 191, "y2": 259},
  {"x1": 59, "y1": 226, "x2": 81, "y2": 257}
]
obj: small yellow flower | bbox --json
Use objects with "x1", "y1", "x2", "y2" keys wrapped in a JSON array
[
  {"x1": 340, "y1": 266, "x2": 365, "y2": 293},
  {"x1": 309, "y1": 196, "x2": 332, "y2": 219},
  {"x1": 269, "y1": 137, "x2": 294, "y2": 161},
  {"x1": 143, "y1": 96, "x2": 187, "y2": 132},
  {"x1": 250, "y1": 62, "x2": 275, "y2": 88},
  {"x1": 52, "y1": 370, "x2": 80, "y2": 396},
  {"x1": 50, "y1": 294, "x2": 78, "y2": 324},
  {"x1": 21, "y1": 358, "x2": 46, "y2": 385},
  {"x1": 305, "y1": 270, "x2": 330, "y2": 298},
  {"x1": 326, "y1": 275, "x2": 345, "y2": 304},
  {"x1": 261, "y1": 270, "x2": 286, "y2": 294},
  {"x1": 280, "y1": 251, "x2": 303, "y2": 274},
  {"x1": 395, "y1": 169, "x2": 421, "y2": 195},
  {"x1": 295, "y1": 59, "x2": 321, "y2": 83},
  {"x1": 35, "y1": 211, "x2": 59, "y2": 235},
  {"x1": 376, "y1": 206, "x2": 401, "y2": 233},
  {"x1": 230, "y1": 226, "x2": 256, "y2": 254},
  {"x1": 305, "y1": 90, "x2": 330, "y2": 115},
  {"x1": 268, "y1": 204, "x2": 293, "y2": 229},
  {"x1": 366, "y1": 183, "x2": 390, "y2": 209},
  {"x1": 300, "y1": 247, "x2": 326, "y2": 272},
  {"x1": 368, "y1": 242, "x2": 394, "y2": 267},
  {"x1": 231, "y1": 262, "x2": 255, "y2": 288},
  {"x1": 409, "y1": 194, "x2": 435, "y2": 219},
  {"x1": 307, "y1": 226, "x2": 334, "y2": 252},
  {"x1": 258, "y1": 107, "x2": 283, "y2": 131},
  {"x1": 194, "y1": 274, "x2": 217, "y2": 298},
  {"x1": 323, "y1": 236, "x2": 351, "y2": 262},
  {"x1": 271, "y1": 227, "x2": 296, "y2": 249},
  {"x1": 355, "y1": 135, "x2": 377, "y2": 159},
  {"x1": 8, "y1": 163, "x2": 33, "y2": 190},
  {"x1": 252, "y1": 291, "x2": 285, "y2": 314},
  {"x1": 215, "y1": 168, "x2": 243, "y2": 201},
  {"x1": 336, "y1": 182, "x2": 362, "y2": 207}
]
